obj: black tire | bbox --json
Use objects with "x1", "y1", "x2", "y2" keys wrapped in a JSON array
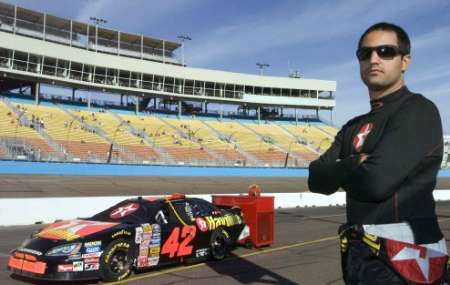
[
  {"x1": 210, "y1": 228, "x2": 230, "y2": 261},
  {"x1": 99, "y1": 239, "x2": 134, "y2": 282}
]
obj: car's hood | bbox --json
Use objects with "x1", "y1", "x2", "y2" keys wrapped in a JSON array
[{"x1": 36, "y1": 219, "x2": 119, "y2": 241}]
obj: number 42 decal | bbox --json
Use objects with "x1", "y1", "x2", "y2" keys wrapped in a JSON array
[{"x1": 161, "y1": 225, "x2": 197, "y2": 258}]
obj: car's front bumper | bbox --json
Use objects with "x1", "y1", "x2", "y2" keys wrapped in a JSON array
[{"x1": 8, "y1": 254, "x2": 99, "y2": 281}]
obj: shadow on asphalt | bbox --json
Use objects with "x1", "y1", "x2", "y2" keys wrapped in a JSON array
[
  {"x1": 10, "y1": 274, "x2": 98, "y2": 284},
  {"x1": 207, "y1": 252, "x2": 298, "y2": 285}
]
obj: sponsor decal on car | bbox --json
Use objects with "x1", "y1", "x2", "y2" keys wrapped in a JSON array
[
  {"x1": 139, "y1": 246, "x2": 148, "y2": 257},
  {"x1": 137, "y1": 256, "x2": 160, "y2": 268},
  {"x1": 152, "y1": 224, "x2": 161, "y2": 234},
  {"x1": 109, "y1": 203, "x2": 140, "y2": 219},
  {"x1": 111, "y1": 229, "x2": 132, "y2": 239},
  {"x1": 137, "y1": 256, "x2": 147, "y2": 268},
  {"x1": 135, "y1": 227, "x2": 143, "y2": 244},
  {"x1": 84, "y1": 241, "x2": 102, "y2": 254},
  {"x1": 195, "y1": 217, "x2": 208, "y2": 232},
  {"x1": 142, "y1": 223, "x2": 152, "y2": 234},
  {"x1": 73, "y1": 261, "x2": 83, "y2": 272},
  {"x1": 84, "y1": 262, "x2": 99, "y2": 271},
  {"x1": 17, "y1": 247, "x2": 42, "y2": 256},
  {"x1": 85, "y1": 246, "x2": 101, "y2": 253},
  {"x1": 141, "y1": 239, "x2": 150, "y2": 248},
  {"x1": 84, "y1": 241, "x2": 101, "y2": 247},
  {"x1": 195, "y1": 248, "x2": 209, "y2": 258},
  {"x1": 67, "y1": 253, "x2": 82, "y2": 260},
  {"x1": 38, "y1": 220, "x2": 118, "y2": 241},
  {"x1": 82, "y1": 251, "x2": 103, "y2": 259},
  {"x1": 205, "y1": 214, "x2": 242, "y2": 230},
  {"x1": 143, "y1": 233, "x2": 152, "y2": 242},
  {"x1": 148, "y1": 256, "x2": 159, "y2": 266},
  {"x1": 149, "y1": 246, "x2": 160, "y2": 256},
  {"x1": 84, "y1": 257, "x2": 99, "y2": 264},
  {"x1": 57, "y1": 264, "x2": 73, "y2": 272}
]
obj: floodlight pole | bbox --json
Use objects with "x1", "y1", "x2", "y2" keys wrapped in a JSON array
[
  {"x1": 177, "y1": 35, "x2": 192, "y2": 66},
  {"x1": 89, "y1": 17, "x2": 108, "y2": 51},
  {"x1": 256, "y1": 63, "x2": 270, "y2": 75}
]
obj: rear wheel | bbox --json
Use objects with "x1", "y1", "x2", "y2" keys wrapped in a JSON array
[
  {"x1": 99, "y1": 239, "x2": 133, "y2": 282},
  {"x1": 210, "y1": 228, "x2": 230, "y2": 260}
]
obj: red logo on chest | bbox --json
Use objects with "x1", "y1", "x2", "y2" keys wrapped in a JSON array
[{"x1": 352, "y1": 123, "x2": 373, "y2": 152}]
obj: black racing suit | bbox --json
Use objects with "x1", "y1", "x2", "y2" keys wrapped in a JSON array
[{"x1": 308, "y1": 86, "x2": 445, "y2": 284}]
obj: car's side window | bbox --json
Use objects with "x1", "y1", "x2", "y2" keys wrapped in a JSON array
[
  {"x1": 192, "y1": 199, "x2": 217, "y2": 217},
  {"x1": 171, "y1": 201, "x2": 194, "y2": 224}
]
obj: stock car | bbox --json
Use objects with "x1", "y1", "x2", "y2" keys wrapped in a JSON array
[{"x1": 8, "y1": 193, "x2": 250, "y2": 282}]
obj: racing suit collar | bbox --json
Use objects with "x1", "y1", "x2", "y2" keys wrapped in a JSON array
[{"x1": 370, "y1": 85, "x2": 408, "y2": 111}]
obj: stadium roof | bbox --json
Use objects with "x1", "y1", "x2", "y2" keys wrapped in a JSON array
[{"x1": 0, "y1": 1, "x2": 181, "y2": 52}]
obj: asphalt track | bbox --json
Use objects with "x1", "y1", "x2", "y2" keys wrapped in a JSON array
[
  {"x1": 0, "y1": 202, "x2": 449, "y2": 285},
  {"x1": 0, "y1": 175, "x2": 449, "y2": 198}
]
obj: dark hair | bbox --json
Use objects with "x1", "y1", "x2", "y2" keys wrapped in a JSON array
[{"x1": 358, "y1": 22, "x2": 410, "y2": 55}]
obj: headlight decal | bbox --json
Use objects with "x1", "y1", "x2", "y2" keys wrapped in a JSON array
[{"x1": 46, "y1": 243, "x2": 82, "y2": 256}]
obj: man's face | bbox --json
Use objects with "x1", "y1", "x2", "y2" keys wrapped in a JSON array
[{"x1": 359, "y1": 30, "x2": 410, "y2": 92}]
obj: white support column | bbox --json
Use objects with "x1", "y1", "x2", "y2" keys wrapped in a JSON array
[
  {"x1": 26, "y1": 53, "x2": 30, "y2": 72},
  {"x1": 257, "y1": 106, "x2": 261, "y2": 123},
  {"x1": 295, "y1": 108, "x2": 298, "y2": 125},
  {"x1": 88, "y1": 92, "x2": 91, "y2": 109},
  {"x1": 39, "y1": 55, "x2": 44, "y2": 75},
  {"x1": 136, "y1": 96, "x2": 139, "y2": 114},
  {"x1": 69, "y1": 20, "x2": 73, "y2": 47},
  {"x1": 43, "y1": 13, "x2": 46, "y2": 40},
  {"x1": 34, "y1": 82, "x2": 40, "y2": 105},
  {"x1": 178, "y1": 100, "x2": 182, "y2": 118},
  {"x1": 162, "y1": 40, "x2": 166, "y2": 63},
  {"x1": 13, "y1": 5, "x2": 17, "y2": 34},
  {"x1": 140, "y1": 34, "x2": 144, "y2": 59},
  {"x1": 86, "y1": 25, "x2": 89, "y2": 50},
  {"x1": 118, "y1": 31, "x2": 120, "y2": 55},
  {"x1": 95, "y1": 24, "x2": 98, "y2": 52}
]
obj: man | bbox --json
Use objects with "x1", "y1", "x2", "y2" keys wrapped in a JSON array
[{"x1": 308, "y1": 22, "x2": 448, "y2": 284}]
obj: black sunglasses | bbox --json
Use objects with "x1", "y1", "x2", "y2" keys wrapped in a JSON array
[{"x1": 356, "y1": 45, "x2": 406, "y2": 61}]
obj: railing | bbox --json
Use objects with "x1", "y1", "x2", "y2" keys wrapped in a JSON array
[
  {"x1": 0, "y1": 14, "x2": 176, "y2": 63},
  {"x1": 0, "y1": 55, "x2": 246, "y2": 101}
]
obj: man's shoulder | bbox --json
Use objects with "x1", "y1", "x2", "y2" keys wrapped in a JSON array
[{"x1": 403, "y1": 89, "x2": 438, "y2": 113}]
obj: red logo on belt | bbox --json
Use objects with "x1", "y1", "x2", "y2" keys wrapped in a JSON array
[
  {"x1": 353, "y1": 123, "x2": 373, "y2": 152},
  {"x1": 386, "y1": 239, "x2": 448, "y2": 283}
]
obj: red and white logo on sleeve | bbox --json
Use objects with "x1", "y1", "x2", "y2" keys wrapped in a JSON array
[
  {"x1": 385, "y1": 239, "x2": 448, "y2": 284},
  {"x1": 109, "y1": 203, "x2": 140, "y2": 219},
  {"x1": 352, "y1": 123, "x2": 373, "y2": 152}
]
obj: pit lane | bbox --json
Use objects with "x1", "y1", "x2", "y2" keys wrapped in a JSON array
[{"x1": 1, "y1": 202, "x2": 449, "y2": 285}]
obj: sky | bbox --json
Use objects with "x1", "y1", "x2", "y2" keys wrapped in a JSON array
[{"x1": 4, "y1": 0, "x2": 450, "y2": 134}]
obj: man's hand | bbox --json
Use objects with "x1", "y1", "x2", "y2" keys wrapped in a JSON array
[{"x1": 359, "y1": 153, "x2": 369, "y2": 165}]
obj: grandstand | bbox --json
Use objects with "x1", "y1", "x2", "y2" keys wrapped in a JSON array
[{"x1": 0, "y1": 2, "x2": 339, "y2": 167}]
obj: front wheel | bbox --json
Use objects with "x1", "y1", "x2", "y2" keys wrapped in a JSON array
[
  {"x1": 99, "y1": 239, "x2": 133, "y2": 282},
  {"x1": 210, "y1": 228, "x2": 230, "y2": 261}
]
